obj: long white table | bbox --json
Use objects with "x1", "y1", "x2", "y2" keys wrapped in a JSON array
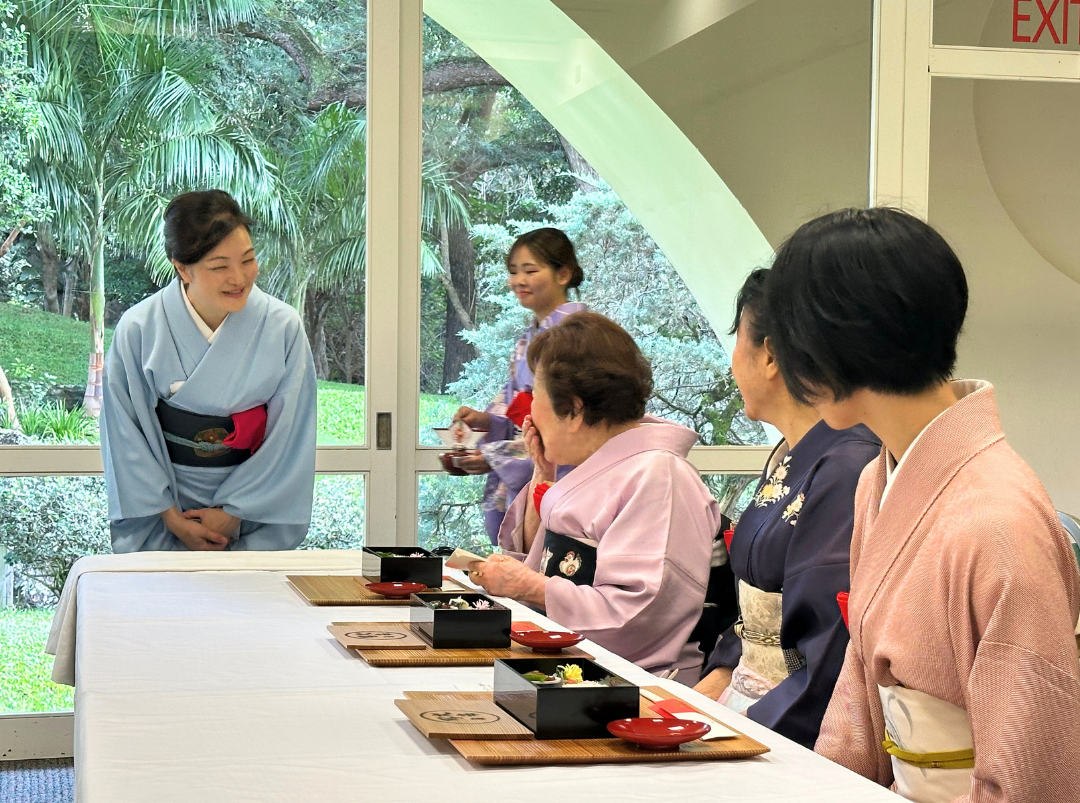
[{"x1": 71, "y1": 565, "x2": 897, "y2": 802}]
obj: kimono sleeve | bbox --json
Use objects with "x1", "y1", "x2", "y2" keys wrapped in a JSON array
[
  {"x1": 100, "y1": 317, "x2": 175, "y2": 521},
  {"x1": 745, "y1": 454, "x2": 862, "y2": 748},
  {"x1": 952, "y1": 508, "x2": 1080, "y2": 803},
  {"x1": 815, "y1": 640, "x2": 894, "y2": 786},
  {"x1": 543, "y1": 458, "x2": 713, "y2": 651},
  {"x1": 210, "y1": 315, "x2": 316, "y2": 540}
]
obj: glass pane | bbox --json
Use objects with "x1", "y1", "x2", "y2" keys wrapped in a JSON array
[
  {"x1": 934, "y1": 0, "x2": 1080, "y2": 49},
  {"x1": 701, "y1": 474, "x2": 761, "y2": 522},
  {"x1": 1, "y1": 0, "x2": 367, "y2": 446},
  {"x1": 928, "y1": 76, "x2": 1080, "y2": 508},
  {"x1": 416, "y1": 9, "x2": 770, "y2": 449},
  {"x1": 417, "y1": 473, "x2": 488, "y2": 553},
  {"x1": 303, "y1": 474, "x2": 368, "y2": 550}
]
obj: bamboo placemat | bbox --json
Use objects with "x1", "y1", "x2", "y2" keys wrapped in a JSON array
[
  {"x1": 396, "y1": 686, "x2": 769, "y2": 765},
  {"x1": 342, "y1": 623, "x2": 593, "y2": 667},
  {"x1": 286, "y1": 574, "x2": 469, "y2": 606}
]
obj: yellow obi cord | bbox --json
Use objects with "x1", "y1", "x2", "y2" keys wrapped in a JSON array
[{"x1": 882, "y1": 736, "x2": 975, "y2": 770}]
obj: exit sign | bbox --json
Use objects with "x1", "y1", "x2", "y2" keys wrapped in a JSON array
[{"x1": 1013, "y1": 0, "x2": 1080, "y2": 43}]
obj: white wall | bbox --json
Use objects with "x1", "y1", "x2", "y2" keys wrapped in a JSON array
[{"x1": 930, "y1": 77, "x2": 1080, "y2": 512}]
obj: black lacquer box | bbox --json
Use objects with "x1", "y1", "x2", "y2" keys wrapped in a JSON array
[
  {"x1": 493, "y1": 657, "x2": 640, "y2": 740},
  {"x1": 408, "y1": 592, "x2": 512, "y2": 648},
  {"x1": 361, "y1": 546, "x2": 443, "y2": 588}
]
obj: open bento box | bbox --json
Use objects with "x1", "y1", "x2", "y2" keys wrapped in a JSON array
[
  {"x1": 494, "y1": 657, "x2": 640, "y2": 740},
  {"x1": 361, "y1": 546, "x2": 443, "y2": 588},
  {"x1": 409, "y1": 592, "x2": 512, "y2": 649}
]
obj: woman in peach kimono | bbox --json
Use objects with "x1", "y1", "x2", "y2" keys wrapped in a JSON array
[
  {"x1": 765, "y1": 207, "x2": 1080, "y2": 803},
  {"x1": 469, "y1": 312, "x2": 719, "y2": 676}
]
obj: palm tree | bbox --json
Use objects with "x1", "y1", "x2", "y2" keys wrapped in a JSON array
[{"x1": 22, "y1": 0, "x2": 291, "y2": 415}]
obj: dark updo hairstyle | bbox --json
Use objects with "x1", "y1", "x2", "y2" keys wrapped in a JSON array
[
  {"x1": 765, "y1": 207, "x2": 968, "y2": 404},
  {"x1": 728, "y1": 268, "x2": 770, "y2": 346},
  {"x1": 527, "y1": 311, "x2": 652, "y2": 426},
  {"x1": 163, "y1": 190, "x2": 254, "y2": 268},
  {"x1": 507, "y1": 227, "x2": 585, "y2": 290}
]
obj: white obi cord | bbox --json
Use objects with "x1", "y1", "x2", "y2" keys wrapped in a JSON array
[{"x1": 878, "y1": 684, "x2": 974, "y2": 803}]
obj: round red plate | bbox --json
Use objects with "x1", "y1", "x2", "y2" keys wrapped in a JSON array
[
  {"x1": 366, "y1": 582, "x2": 427, "y2": 598},
  {"x1": 606, "y1": 718, "x2": 711, "y2": 749},
  {"x1": 508, "y1": 630, "x2": 585, "y2": 652}
]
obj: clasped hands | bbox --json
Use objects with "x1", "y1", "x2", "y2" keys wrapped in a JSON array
[
  {"x1": 467, "y1": 554, "x2": 549, "y2": 609},
  {"x1": 161, "y1": 506, "x2": 240, "y2": 551}
]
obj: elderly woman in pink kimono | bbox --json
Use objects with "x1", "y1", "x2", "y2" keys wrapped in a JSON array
[
  {"x1": 765, "y1": 207, "x2": 1080, "y2": 803},
  {"x1": 468, "y1": 312, "x2": 719, "y2": 677}
]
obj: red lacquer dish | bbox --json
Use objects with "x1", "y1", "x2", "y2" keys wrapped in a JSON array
[
  {"x1": 606, "y1": 718, "x2": 711, "y2": 750},
  {"x1": 366, "y1": 582, "x2": 427, "y2": 599},
  {"x1": 508, "y1": 629, "x2": 586, "y2": 652}
]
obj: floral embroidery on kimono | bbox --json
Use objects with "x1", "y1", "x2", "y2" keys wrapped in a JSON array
[
  {"x1": 559, "y1": 551, "x2": 583, "y2": 577},
  {"x1": 754, "y1": 455, "x2": 792, "y2": 507},
  {"x1": 781, "y1": 493, "x2": 805, "y2": 525}
]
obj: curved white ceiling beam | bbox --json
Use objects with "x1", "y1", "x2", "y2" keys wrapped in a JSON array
[{"x1": 425, "y1": 0, "x2": 774, "y2": 350}]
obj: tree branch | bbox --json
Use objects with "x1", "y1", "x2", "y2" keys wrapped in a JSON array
[
  {"x1": 238, "y1": 24, "x2": 313, "y2": 83},
  {"x1": 1, "y1": 223, "x2": 24, "y2": 260},
  {"x1": 438, "y1": 220, "x2": 476, "y2": 330},
  {"x1": 308, "y1": 58, "x2": 509, "y2": 111}
]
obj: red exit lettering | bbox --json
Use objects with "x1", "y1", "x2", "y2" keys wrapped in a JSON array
[{"x1": 1014, "y1": 0, "x2": 1080, "y2": 43}]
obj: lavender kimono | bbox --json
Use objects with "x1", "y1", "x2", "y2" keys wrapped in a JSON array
[
  {"x1": 705, "y1": 421, "x2": 880, "y2": 748},
  {"x1": 499, "y1": 418, "x2": 720, "y2": 674},
  {"x1": 478, "y1": 301, "x2": 586, "y2": 544}
]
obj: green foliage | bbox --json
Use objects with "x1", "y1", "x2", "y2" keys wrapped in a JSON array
[
  {"x1": 0, "y1": 608, "x2": 74, "y2": 713},
  {"x1": 0, "y1": 476, "x2": 111, "y2": 604},
  {"x1": 314, "y1": 379, "x2": 365, "y2": 444},
  {"x1": 5, "y1": 401, "x2": 97, "y2": 441},
  {"x1": 417, "y1": 473, "x2": 489, "y2": 553},
  {"x1": 0, "y1": 0, "x2": 47, "y2": 230},
  {"x1": 299, "y1": 474, "x2": 366, "y2": 550}
]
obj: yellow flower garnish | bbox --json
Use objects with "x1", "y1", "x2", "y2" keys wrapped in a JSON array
[{"x1": 558, "y1": 663, "x2": 584, "y2": 683}]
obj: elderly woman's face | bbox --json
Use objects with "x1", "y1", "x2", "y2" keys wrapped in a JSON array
[{"x1": 530, "y1": 367, "x2": 578, "y2": 466}]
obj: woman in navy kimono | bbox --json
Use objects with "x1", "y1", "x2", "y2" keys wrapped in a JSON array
[
  {"x1": 693, "y1": 268, "x2": 880, "y2": 749},
  {"x1": 452, "y1": 228, "x2": 586, "y2": 544},
  {"x1": 101, "y1": 190, "x2": 317, "y2": 552}
]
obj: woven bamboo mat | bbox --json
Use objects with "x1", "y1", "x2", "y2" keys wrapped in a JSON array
[
  {"x1": 286, "y1": 574, "x2": 469, "y2": 606},
  {"x1": 343, "y1": 623, "x2": 593, "y2": 666},
  {"x1": 396, "y1": 686, "x2": 769, "y2": 765}
]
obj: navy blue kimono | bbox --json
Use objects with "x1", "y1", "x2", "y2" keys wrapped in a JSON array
[{"x1": 704, "y1": 420, "x2": 880, "y2": 748}]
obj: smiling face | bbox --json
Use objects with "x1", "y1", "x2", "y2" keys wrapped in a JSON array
[
  {"x1": 507, "y1": 245, "x2": 571, "y2": 316},
  {"x1": 173, "y1": 226, "x2": 258, "y2": 322}
]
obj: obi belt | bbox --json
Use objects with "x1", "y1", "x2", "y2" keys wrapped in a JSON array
[
  {"x1": 538, "y1": 530, "x2": 597, "y2": 586},
  {"x1": 155, "y1": 399, "x2": 265, "y2": 468}
]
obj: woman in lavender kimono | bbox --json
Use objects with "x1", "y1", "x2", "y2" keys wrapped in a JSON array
[
  {"x1": 101, "y1": 191, "x2": 317, "y2": 552},
  {"x1": 469, "y1": 312, "x2": 719, "y2": 676},
  {"x1": 452, "y1": 228, "x2": 586, "y2": 544},
  {"x1": 693, "y1": 268, "x2": 880, "y2": 749}
]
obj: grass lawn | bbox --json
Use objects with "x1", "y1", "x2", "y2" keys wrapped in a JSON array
[{"x1": 0, "y1": 608, "x2": 74, "y2": 713}]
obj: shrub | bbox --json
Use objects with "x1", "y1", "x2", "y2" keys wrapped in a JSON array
[
  {"x1": 299, "y1": 474, "x2": 367, "y2": 550},
  {"x1": 0, "y1": 476, "x2": 111, "y2": 605},
  {"x1": 5, "y1": 401, "x2": 98, "y2": 443}
]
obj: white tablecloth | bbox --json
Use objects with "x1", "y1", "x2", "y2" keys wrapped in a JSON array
[{"x1": 69, "y1": 561, "x2": 897, "y2": 802}]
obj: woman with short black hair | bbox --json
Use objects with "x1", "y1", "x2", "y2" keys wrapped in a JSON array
[
  {"x1": 767, "y1": 208, "x2": 1080, "y2": 803},
  {"x1": 102, "y1": 190, "x2": 317, "y2": 552},
  {"x1": 470, "y1": 312, "x2": 719, "y2": 676}
]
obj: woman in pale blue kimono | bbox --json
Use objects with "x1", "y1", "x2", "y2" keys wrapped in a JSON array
[
  {"x1": 101, "y1": 190, "x2": 317, "y2": 552},
  {"x1": 452, "y1": 228, "x2": 586, "y2": 545}
]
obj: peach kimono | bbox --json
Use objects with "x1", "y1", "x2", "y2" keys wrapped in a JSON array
[{"x1": 815, "y1": 381, "x2": 1080, "y2": 803}]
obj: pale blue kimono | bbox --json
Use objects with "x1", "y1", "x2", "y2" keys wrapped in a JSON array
[{"x1": 101, "y1": 279, "x2": 317, "y2": 552}]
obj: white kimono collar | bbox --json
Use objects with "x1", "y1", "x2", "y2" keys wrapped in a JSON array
[{"x1": 180, "y1": 281, "x2": 227, "y2": 344}]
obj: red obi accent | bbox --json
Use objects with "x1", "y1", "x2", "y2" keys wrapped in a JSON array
[
  {"x1": 505, "y1": 391, "x2": 534, "y2": 428},
  {"x1": 722, "y1": 528, "x2": 735, "y2": 552},
  {"x1": 836, "y1": 591, "x2": 850, "y2": 628},
  {"x1": 533, "y1": 481, "x2": 552, "y2": 514},
  {"x1": 223, "y1": 405, "x2": 268, "y2": 453}
]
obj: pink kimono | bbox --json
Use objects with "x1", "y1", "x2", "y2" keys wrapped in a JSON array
[
  {"x1": 815, "y1": 381, "x2": 1080, "y2": 802},
  {"x1": 499, "y1": 418, "x2": 719, "y2": 675}
]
